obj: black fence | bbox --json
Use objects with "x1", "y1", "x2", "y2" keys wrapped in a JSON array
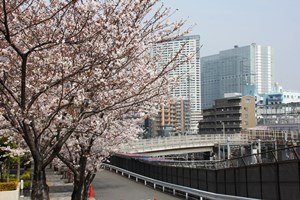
[{"x1": 109, "y1": 146, "x2": 300, "y2": 200}]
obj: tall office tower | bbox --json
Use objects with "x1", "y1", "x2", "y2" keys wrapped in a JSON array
[
  {"x1": 201, "y1": 43, "x2": 273, "y2": 109},
  {"x1": 152, "y1": 35, "x2": 201, "y2": 133}
]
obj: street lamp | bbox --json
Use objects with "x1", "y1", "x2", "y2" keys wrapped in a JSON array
[
  {"x1": 219, "y1": 121, "x2": 225, "y2": 140},
  {"x1": 219, "y1": 121, "x2": 231, "y2": 159},
  {"x1": 219, "y1": 121, "x2": 225, "y2": 159}
]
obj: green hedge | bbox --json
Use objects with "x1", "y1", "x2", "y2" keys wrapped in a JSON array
[{"x1": 0, "y1": 181, "x2": 18, "y2": 191}]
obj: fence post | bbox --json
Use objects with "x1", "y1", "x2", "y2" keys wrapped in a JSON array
[
  {"x1": 276, "y1": 162, "x2": 281, "y2": 200},
  {"x1": 245, "y1": 165, "x2": 248, "y2": 197},
  {"x1": 259, "y1": 164, "x2": 263, "y2": 199}
]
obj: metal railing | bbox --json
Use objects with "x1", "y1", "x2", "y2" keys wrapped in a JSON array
[
  {"x1": 102, "y1": 163, "x2": 257, "y2": 200},
  {"x1": 215, "y1": 145, "x2": 300, "y2": 169},
  {"x1": 139, "y1": 145, "x2": 300, "y2": 170},
  {"x1": 120, "y1": 134, "x2": 248, "y2": 153},
  {"x1": 120, "y1": 131, "x2": 300, "y2": 154},
  {"x1": 142, "y1": 159, "x2": 218, "y2": 169}
]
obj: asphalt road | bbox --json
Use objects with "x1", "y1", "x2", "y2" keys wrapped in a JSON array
[{"x1": 92, "y1": 169, "x2": 181, "y2": 200}]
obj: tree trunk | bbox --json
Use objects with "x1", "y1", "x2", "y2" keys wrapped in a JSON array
[
  {"x1": 71, "y1": 154, "x2": 87, "y2": 200},
  {"x1": 31, "y1": 161, "x2": 49, "y2": 200},
  {"x1": 72, "y1": 174, "x2": 85, "y2": 200},
  {"x1": 82, "y1": 182, "x2": 91, "y2": 200},
  {"x1": 71, "y1": 154, "x2": 95, "y2": 200},
  {"x1": 83, "y1": 173, "x2": 95, "y2": 200},
  {"x1": 72, "y1": 172, "x2": 95, "y2": 200}
]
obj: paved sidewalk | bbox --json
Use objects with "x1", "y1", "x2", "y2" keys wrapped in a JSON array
[
  {"x1": 46, "y1": 167, "x2": 73, "y2": 200},
  {"x1": 20, "y1": 167, "x2": 73, "y2": 200}
]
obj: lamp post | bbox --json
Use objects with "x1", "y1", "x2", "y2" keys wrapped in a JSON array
[
  {"x1": 220, "y1": 121, "x2": 225, "y2": 141},
  {"x1": 219, "y1": 121, "x2": 225, "y2": 159},
  {"x1": 187, "y1": 74, "x2": 191, "y2": 135}
]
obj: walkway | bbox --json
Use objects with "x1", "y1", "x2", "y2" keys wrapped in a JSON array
[
  {"x1": 20, "y1": 167, "x2": 72, "y2": 200},
  {"x1": 92, "y1": 169, "x2": 180, "y2": 200},
  {"x1": 46, "y1": 168, "x2": 72, "y2": 200},
  {"x1": 20, "y1": 168, "x2": 179, "y2": 200}
]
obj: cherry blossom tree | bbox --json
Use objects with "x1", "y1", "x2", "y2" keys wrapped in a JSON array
[
  {"x1": 0, "y1": 0, "x2": 188, "y2": 199},
  {"x1": 57, "y1": 113, "x2": 142, "y2": 200}
]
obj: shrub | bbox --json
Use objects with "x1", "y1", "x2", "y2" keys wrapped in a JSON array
[
  {"x1": 0, "y1": 182, "x2": 18, "y2": 191},
  {"x1": 23, "y1": 180, "x2": 31, "y2": 190},
  {"x1": 21, "y1": 170, "x2": 31, "y2": 180}
]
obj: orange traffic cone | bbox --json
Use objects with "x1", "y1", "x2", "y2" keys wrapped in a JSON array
[
  {"x1": 89, "y1": 184, "x2": 95, "y2": 199},
  {"x1": 153, "y1": 196, "x2": 157, "y2": 200}
]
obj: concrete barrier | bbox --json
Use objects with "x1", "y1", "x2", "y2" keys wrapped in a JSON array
[{"x1": 0, "y1": 183, "x2": 20, "y2": 200}]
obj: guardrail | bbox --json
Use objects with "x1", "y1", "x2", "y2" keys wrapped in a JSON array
[{"x1": 102, "y1": 163, "x2": 258, "y2": 200}]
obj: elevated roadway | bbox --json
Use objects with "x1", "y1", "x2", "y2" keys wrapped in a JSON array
[
  {"x1": 120, "y1": 134, "x2": 249, "y2": 156},
  {"x1": 120, "y1": 132, "x2": 300, "y2": 156}
]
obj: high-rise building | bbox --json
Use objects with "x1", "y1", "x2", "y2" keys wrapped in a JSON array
[
  {"x1": 201, "y1": 43, "x2": 273, "y2": 109},
  {"x1": 152, "y1": 35, "x2": 201, "y2": 133}
]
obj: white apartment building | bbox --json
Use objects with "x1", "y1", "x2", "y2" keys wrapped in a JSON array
[{"x1": 152, "y1": 35, "x2": 201, "y2": 133}]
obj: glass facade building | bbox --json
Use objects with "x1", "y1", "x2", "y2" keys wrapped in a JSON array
[{"x1": 201, "y1": 43, "x2": 273, "y2": 109}]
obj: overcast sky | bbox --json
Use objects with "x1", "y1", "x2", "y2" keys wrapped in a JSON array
[{"x1": 161, "y1": 0, "x2": 300, "y2": 91}]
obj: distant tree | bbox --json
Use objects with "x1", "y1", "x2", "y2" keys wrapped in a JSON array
[
  {"x1": 0, "y1": 0, "x2": 188, "y2": 199},
  {"x1": 0, "y1": 133, "x2": 27, "y2": 182}
]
